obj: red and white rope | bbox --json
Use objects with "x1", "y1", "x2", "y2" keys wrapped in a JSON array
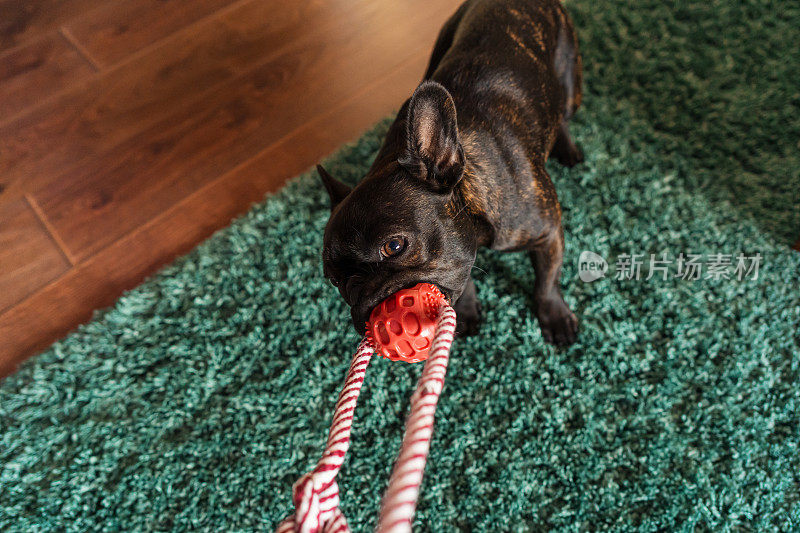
[
  {"x1": 276, "y1": 338, "x2": 375, "y2": 533},
  {"x1": 277, "y1": 304, "x2": 457, "y2": 533},
  {"x1": 376, "y1": 304, "x2": 457, "y2": 533}
]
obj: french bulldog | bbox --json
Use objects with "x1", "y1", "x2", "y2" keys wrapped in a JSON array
[{"x1": 318, "y1": 0, "x2": 583, "y2": 345}]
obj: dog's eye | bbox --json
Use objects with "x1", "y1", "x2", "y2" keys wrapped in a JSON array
[{"x1": 380, "y1": 237, "x2": 406, "y2": 258}]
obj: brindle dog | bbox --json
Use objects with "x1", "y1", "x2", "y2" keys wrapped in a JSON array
[{"x1": 318, "y1": 0, "x2": 583, "y2": 345}]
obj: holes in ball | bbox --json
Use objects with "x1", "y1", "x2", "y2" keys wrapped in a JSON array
[
  {"x1": 401, "y1": 296, "x2": 414, "y2": 307},
  {"x1": 396, "y1": 340, "x2": 413, "y2": 357},
  {"x1": 375, "y1": 322, "x2": 390, "y2": 345},
  {"x1": 384, "y1": 298, "x2": 396, "y2": 313},
  {"x1": 388, "y1": 319, "x2": 403, "y2": 335},
  {"x1": 402, "y1": 312, "x2": 420, "y2": 335}
]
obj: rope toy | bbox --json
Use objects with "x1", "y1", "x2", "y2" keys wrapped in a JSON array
[{"x1": 277, "y1": 283, "x2": 456, "y2": 533}]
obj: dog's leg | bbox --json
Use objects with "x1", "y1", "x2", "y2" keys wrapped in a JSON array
[
  {"x1": 550, "y1": 11, "x2": 584, "y2": 168},
  {"x1": 453, "y1": 277, "x2": 482, "y2": 338},
  {"x1": 550, "y1": 121, "x2": 584, "y2": 167},
  {"x1": 528, "y1": 228, "x2": 578, "y2": 345}
]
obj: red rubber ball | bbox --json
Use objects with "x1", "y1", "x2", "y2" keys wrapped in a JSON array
[{"x1": 366, "y1": 283, "x2": 447, "y2": 363}]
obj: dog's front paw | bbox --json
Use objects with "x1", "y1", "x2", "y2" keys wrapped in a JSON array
[
  {"x1": 553, "y1": 144, "x2": 584, "y2": 167},
  {"x1": 454, "y1": 300, "x2": 482, "y2": 338},
  {"x1": 535, "y1": 295, "x2": 578, "y2": 346}
]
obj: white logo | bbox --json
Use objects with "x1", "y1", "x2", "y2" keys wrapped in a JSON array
[{"x1": 578, "y1": 250, "x2": 608, "y2": 282}]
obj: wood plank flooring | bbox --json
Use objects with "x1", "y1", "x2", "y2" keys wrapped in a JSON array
[
  {"x1": 1, "y1": 0, "x2": 796, "y2": 379},
  {"x1": 0, "y1": 0, "x2": 461, "y2": 378}
]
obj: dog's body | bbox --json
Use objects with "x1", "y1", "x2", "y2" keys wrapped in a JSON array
[{"x1": 319, "y1": 0, "x2": 583, "y2": 345}]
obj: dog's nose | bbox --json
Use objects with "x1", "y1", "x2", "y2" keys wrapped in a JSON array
[
  {"x1": 343, "y1": 276, "x2": 364, "y2": 306},
  {"x1": 344, "y1": 278, "x2": 355, "y2": 302}
]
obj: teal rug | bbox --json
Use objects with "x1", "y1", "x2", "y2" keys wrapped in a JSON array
[{"x1": 2, "y1": 0, "x2": 799, "y2": 530}]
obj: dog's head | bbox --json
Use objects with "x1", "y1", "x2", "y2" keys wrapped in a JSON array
[{"x1": 319, "y1": 81, "x2": 477, "y2": 333}]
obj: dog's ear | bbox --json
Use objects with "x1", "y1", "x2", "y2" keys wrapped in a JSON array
[
  {"x1": 399, "y1": 81, "x2": 465, "y2": 191},
  {"x1": 317, "y1": 164, "x2": 351, "y2": 208}
]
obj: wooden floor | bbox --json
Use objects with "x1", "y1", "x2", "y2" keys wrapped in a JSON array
[{"x1": 0, "y1": 0, "x2": 464, "y2": 377}]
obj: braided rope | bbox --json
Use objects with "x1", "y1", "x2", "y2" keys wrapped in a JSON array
[
  {"x1": 277, "y1": 304, "x2": 456, "y2": 533},
  {"x1": 376, "y1": 305, "x2": 457, "y2": 532},
  {"x1": 276, "y1": 338, "x2": 375, "y2": 533}
]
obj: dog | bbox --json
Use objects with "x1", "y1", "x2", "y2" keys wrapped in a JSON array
[{"x1": 318, "y1": 0, "x2": 583, "y2": 345}]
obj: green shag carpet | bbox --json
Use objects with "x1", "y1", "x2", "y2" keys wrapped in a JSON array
[{"x1": 2, "y1": 1, "x2": 799, "y2": 531}]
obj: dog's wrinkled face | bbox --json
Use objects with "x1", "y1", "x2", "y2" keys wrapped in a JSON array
[
  {"x1": 319, "y1": 81, "x2": 477, "y2": 333},
  {"x1": 322, "y1": 170, "x2": 475, "y2": 332}
]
